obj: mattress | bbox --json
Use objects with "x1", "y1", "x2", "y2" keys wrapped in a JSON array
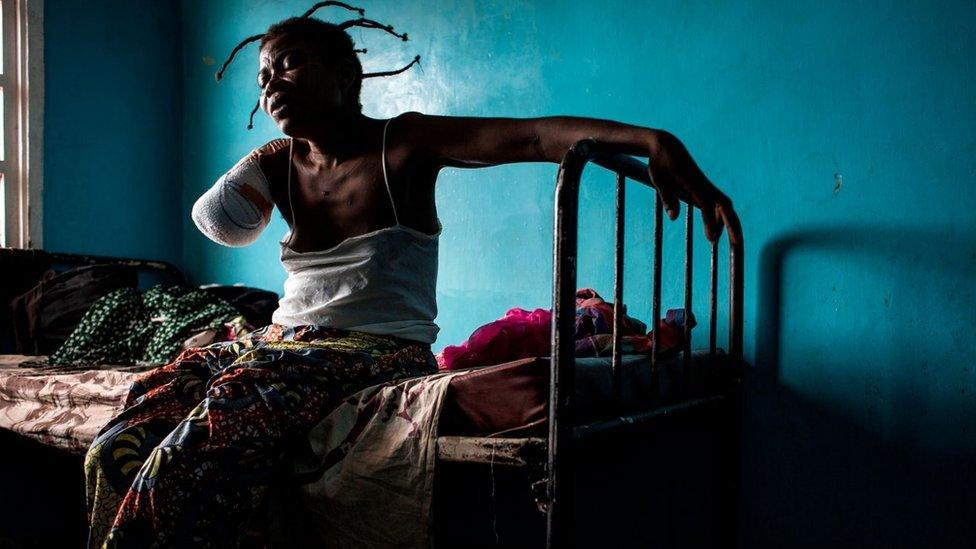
[
  {"x1": 439, "y1": 350, "x2": 734, "y2": 437},
  {"x1": 0, "y1": 350, "x2": 733, "y2": 453},
  {"x1": 0, "y1": 355, "x2": 148, "y2": 453}
]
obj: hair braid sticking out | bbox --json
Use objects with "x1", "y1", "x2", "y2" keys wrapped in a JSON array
[{"x1": 215, "y1": 1, "x2": 422, "y2": 130}]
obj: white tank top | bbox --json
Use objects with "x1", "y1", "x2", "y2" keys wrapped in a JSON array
[{"x1": 271, "y1": 115, "x2": 440, "y2": 344}]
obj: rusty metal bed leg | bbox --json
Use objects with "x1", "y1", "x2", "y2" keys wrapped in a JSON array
[
  {"x1": 611, "y1": 173, "x2": 626, "y2": 407},
  {"x1": 548, "y1": 143, "x2": 588, "y2": 548}
]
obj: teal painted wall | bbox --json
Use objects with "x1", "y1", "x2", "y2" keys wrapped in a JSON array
[
  {"x1": 43, "y1": 0, "x2": 183, "y2": 266},
  {"x1": 37, "y1": 0, "x2": 970, "y2": 545}
]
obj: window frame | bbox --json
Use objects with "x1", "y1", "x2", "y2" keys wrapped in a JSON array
[{"x1": 1, "y1": 0, "x2": 43, "y2": 249}]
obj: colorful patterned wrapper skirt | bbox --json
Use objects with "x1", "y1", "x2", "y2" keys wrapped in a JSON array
[{"x1": 84, "y1": 324, "x2": 436, "y2": 548}]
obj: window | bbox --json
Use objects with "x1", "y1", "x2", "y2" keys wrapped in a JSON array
[{"x1": 1, "y1": 0, "x2": 42, "y2": 248}]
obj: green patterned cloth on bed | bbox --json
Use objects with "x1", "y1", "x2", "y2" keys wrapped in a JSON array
[{"x1": 47, "y1": 286, "x2": 245, "y2": 367}]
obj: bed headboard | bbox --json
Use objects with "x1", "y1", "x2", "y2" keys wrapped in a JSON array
[
  {"x1": 0, "y1": 247, "x2": 187, "y2": 353},
  {"x1": 546, "y1": 138, "x2": 744, "y2": 546},
  {"x1": 0, "y1": 247, "x2": 187, "y2": 299}
]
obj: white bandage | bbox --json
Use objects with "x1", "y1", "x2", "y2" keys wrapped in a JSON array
[{"x1": 192, "y1": 153, "x2": 274, "y2": 247}]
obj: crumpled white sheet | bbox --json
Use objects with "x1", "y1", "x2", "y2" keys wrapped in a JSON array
[{"x1": 293, "y1": 371, "x2": 462, "y2": 548}]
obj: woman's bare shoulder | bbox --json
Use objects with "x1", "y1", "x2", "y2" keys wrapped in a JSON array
[
  {"x1": 389, "y1": 111, "x2": 454, "y2": 158},
  {"x1": 248, "y1": 139, "x2": 292, "y2": 190},
  {"x1": 250, "y1": 138, "x2": 291, "y2": 158},
  {"x1": 387, "y1": 111, "x2": 432, "y2": 160}
]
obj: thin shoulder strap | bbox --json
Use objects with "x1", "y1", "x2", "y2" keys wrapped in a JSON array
[
  {"x1": 381, "y1": 116, "x2": 401, "y2": 226},
  {"x1": 284, "y1": 137, "x2": 297, "y2": 248}
]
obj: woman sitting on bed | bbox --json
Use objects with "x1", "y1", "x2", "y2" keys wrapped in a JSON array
[{"x1": 84, "y1": 4, "x2": 739, "y2": 548}]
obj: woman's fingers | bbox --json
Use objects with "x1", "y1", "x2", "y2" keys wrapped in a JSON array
[
  {"x1": 647, "y1": 163, "x2": 681, "y2": 220},
  {"x1": 701, "y1": 202, "x2": 723, "y2": 242},
  {"x1": 645, "y1": 131, "x2": 738, "y2": 244},
  {"x1": 699, "y1": 179, "x2": 730, "y2": 243},
  {"x1": 647, "y1": 155, "x2": 738, "y2": 244},
  {"x1": 717, "y1": 201, "x2": 742, "y2": 246}
]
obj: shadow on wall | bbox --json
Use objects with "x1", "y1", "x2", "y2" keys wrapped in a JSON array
[{"x1": 744, "y1": 226, "x2": 976, "y2": 548}]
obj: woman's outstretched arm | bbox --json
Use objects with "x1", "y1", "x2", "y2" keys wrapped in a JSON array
[{"x1": 405, "y1": 114, "x2": 740, "y2": 243}]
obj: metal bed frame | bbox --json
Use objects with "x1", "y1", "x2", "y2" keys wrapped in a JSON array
[{"x1": 435, "y1": 138, "x2": 745, "y2": 547}]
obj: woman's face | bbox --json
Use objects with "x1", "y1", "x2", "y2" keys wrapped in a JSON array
[{"x1": 257, "y1": 34, "x2": 354, "y2": 136}]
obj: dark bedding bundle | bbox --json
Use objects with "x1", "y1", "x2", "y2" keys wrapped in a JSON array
[
  {"x1": 45, "y1": 285, "x2": 246, "y2": 367},
  {"x1": 9, "y1": 264, "x2": 139, "y2": 355}
]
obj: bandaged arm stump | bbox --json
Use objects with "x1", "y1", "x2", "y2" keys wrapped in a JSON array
[{"x1": 192, "y1": 140, "x2": 287, "y2": 247}]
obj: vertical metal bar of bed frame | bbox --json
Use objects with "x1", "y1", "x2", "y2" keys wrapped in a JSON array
[
  {"x1": 611, "y1": 173, "x2": 626, "y2": 406},
  {"x1": 730, "y1": 240, "x2": 744, "y2": 360},
  {"x1": 650, "y1": 193, "x2": 663, "y2": 394},
  {"x1": 683, "y1": 202, "x2": 693, "y2": 392},
  {"x1": 709, "y1": 240, "x2": 718, "y2": 359},
  {"x1": 548, "y1": 142, "x2": 588, "y2": 549}
]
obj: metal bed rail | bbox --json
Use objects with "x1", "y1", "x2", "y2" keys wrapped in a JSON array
[{"x1": 546, "y1": 139, "x2": 744, "y2": 547}]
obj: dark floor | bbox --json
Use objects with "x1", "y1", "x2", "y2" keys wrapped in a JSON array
[
  {"x1": 1, "y1": 392, "x2": 740, "y2": 548},
  {"x1": 0, "y1": 430, "x2": 88, "y2": 548}
]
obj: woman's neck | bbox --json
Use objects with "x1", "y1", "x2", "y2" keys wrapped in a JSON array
[{"x1": 297, "y1": 110, "x2": 379, "y2": 169}]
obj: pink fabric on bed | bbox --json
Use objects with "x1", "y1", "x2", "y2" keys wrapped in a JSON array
[
  {"x1": 438, "y1": 307, "x2": 553, "y2": 371},
  {"x1": 436, "y1": 289, "x2": 662, "y2": 370}
]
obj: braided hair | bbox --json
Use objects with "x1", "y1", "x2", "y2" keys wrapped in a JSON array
[{"x1": 215, "y1": 1, "x2": 422, "y2": 130}]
